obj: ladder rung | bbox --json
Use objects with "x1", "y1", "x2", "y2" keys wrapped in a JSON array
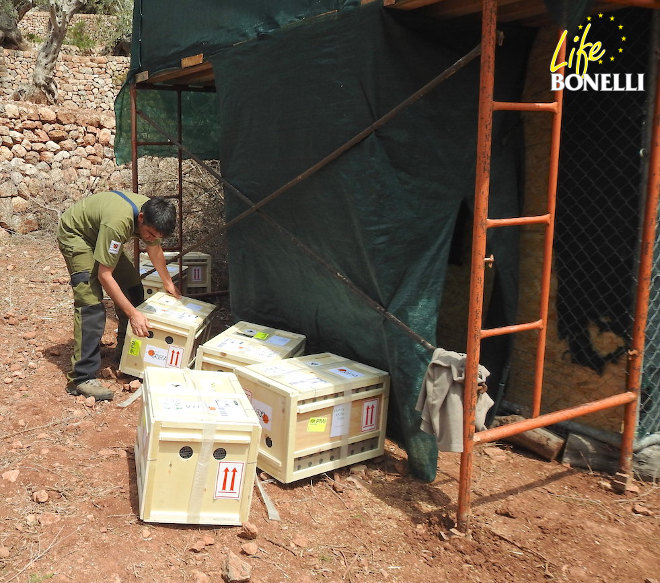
[
  {"x1": 486, "y1": 214, "x2": 551, "y2": 228},
  {"x1": 493, "y1": 101, "x2": 558, "y2": 113},
  {"x1": 473, "y1": 392, "x2": 637, "y2": 444},
  {"x1": 481, "y1": 319, "x2": 543, "y2": 339}
]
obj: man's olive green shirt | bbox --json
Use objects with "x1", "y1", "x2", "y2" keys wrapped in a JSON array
[{"x1": 58, "y1": 191, "x2": 160, "y2": 268}]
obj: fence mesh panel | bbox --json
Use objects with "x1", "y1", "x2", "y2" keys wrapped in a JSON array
[{"x1": 552, "y1": 9, "x2": 657, "y2": 439}]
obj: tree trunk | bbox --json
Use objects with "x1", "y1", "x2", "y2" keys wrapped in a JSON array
[
  {"x1": 15, "y1": 0, "x2": 36, "y2": 22},
  {"x1": 21, "y1": 0, "x2": 87, "y2": 104},
  {"x1": 0, "y1": 1, "x2": 31, "y2": 50}
]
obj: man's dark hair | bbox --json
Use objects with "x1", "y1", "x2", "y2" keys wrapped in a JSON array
[{"x1": 141, "y1": 197, "x2": 177, "y2": 237}]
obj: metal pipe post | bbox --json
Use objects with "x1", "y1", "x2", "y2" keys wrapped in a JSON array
[
  {"x1": 621, "y1": 51, "x2": 660, "y2": 471},
  {"x1": 457, "y1": 0, "x2": 497, "y2": 533},
  {"x1": 531, "y1": 33, "x2": 565, "y2": 418},
  {"x1": 130, "y1": 82, "x2": 140, "y2": 267}
]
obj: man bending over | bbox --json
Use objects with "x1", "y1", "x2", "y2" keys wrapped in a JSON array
[{"x1": 57, "y1": 191, "x2": 181, "y2": 401}]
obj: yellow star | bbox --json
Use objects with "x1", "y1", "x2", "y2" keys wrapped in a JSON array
[
  {"x1": 618, "y1": 48, "x2": 623, "y2": 53},
  {"x1": 598, "y1": 13, "x2": 603, "y2": 18},
  {"x1": 578, "y1": 24, "x2": 583, "y2": 29},
  {"x1": 610, "y1": 15, "x2": 615, "y2": 21},
  {"x1": 587, "y1": 16, "x2": 591, "y2": 20},
  {"x1": 610, "y1": 56, "x2": 615, "y2": 61},
  {"x1": 622, "y1": 36, "x2": 627, "y2": 41},
  {"x1": 619, "y1": 24, "x2": 623, "y2": 29},
  {"x1": 598, "y1": 59, "x2": 603, "y2": 65}
]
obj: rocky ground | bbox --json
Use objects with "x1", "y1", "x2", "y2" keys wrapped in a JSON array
[{"x1": 0, "y1": 231, "x2": 658, "y2": 583}]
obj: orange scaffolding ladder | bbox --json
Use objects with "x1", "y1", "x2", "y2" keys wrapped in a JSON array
[{"x1": 455, "y1": 0, "x2": 643, "y2": 531}]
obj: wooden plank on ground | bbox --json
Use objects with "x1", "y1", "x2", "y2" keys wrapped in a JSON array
[{"x1": 492, "y1": 414, "x2": 565, "y2": 461}]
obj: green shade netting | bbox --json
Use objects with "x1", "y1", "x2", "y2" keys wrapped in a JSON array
[
  {"x1": 211, "y1": 7, "x2": 532, "y2": 481},
  {"x1": 114, "y1": 2, "x2": 534, "y2": 481}
]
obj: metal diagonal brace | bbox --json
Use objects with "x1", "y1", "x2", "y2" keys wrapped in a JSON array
[
  {"x1": 136, "y1": 109, "x2": 435, "y2": 351},
  {"x1": 132, "y1": 43, "x2": 483, "y2": 351},
  {"x1": 137, "y1": 39, "x2": 482, "y2": 271}
]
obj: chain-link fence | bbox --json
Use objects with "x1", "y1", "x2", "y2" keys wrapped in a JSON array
[
  {"x1": 553, "y1": 8, "x2": 657, "y2": 439},
  {"x1": 641, "y1": 205, "x2": 660, "y2": 438}
]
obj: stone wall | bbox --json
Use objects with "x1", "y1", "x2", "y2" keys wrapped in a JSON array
[
  {"x1": 19, "y1": 11, "x2": 117, "y2": 46},
  {"x1": 0, "y1": 101, "x2": 132, "y2": 235},
  {"x1": 1, "y1": 49, "x2": 129, "y2": 111},
  {"x1": 0, "y1": 20, "x2": 132, "y2": 237}
]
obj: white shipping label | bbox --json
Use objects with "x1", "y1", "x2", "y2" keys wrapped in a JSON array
[
  {"x1": 251, "y1": 398, "x2": 272, "y2": 430},
  {"x1": 159, "y1": 398, "x2": 208, "y2": 415},
  {"x1": 245, "y1": 345, "x2": 278, "y2": 360},
  {"x1": 329, "y1": 367, "x2": 364, "y2": 379},
  {"x1": 259, "y1": 363, "x2": 298, "y2": 377},
  {"x1": 144, "y1": 345, "x2": 168, "y2": 367},
  {"x1": 215, "y1": 337, "x2": 245, "y2": 350},
  {"x1": 361, "y1": 398, "x2": 379, "y2": 432},
  {"x1": 173, "y1": 312, "x2": 198, "y2": 323},
  {"x1": 210, "y1": 397, "x2": 247, "y2": 420},
  {"x1": 214, "y1": 461, "x2": 245, "y2": 499},
  {"x1": 109, "y1": 240, "x2": 121, "y2": 255},
  {"x1": 283, "y1": 371, "x2": 332, "y2": 390},
  {"x1": 330, "y1": 403, "x2": 350, "y2": 437}
]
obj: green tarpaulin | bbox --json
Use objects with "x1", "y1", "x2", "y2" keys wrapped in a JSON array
[{"x1": 115, "y1": 1, "x2": 534, "y2": 481}]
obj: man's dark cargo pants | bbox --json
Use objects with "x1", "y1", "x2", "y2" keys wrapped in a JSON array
[{"x1": 57, "y1": 239, "x2": 144, "y2": 386}]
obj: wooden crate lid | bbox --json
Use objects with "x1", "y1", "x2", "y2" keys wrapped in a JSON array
[
  {"x1": 201, "y1": 321, "x2": 306, "y2": 363},
  {"x1": 140, "y1": 263, "x2": 188, "y2": 282},
  {"x1": 162, "y1": 251, "x2": 211, "y2": 262},
  {"x1": 143, "y1": 367, "x2": 259, "y2": 428},
  {"x1": 137, "y1": 291, "x2": 216, "y2": 329},
  {"x1": 235, "y1": 352, "x2": 389, "y2": 399}
]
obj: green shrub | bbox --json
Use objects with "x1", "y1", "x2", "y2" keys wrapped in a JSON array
[{"x1": 65, "y1": 20, "x2": 95, "y2": 53}]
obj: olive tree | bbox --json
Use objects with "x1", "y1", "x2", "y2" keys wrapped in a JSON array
[
  {"x1": 0, "y1": 0, "x2": 34, "y2": 51},
  {"x1": 10, "y1": 0, "x2": 132, "y2": 104}
]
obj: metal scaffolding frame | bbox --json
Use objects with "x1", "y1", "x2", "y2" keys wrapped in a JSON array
[
  {"x1": 126, "y1": 0, "x2": 660, "y2": 533},
  {"x1": 457, "y1": 0, "x2": 660, "y2": 531}
]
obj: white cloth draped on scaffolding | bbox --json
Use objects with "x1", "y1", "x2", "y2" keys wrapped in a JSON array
[{"x1": 416, "y1": 348, "x2": 494, "y2": 452}]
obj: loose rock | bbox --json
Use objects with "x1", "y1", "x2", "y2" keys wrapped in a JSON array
[
  {"x1": 240, "y1": 541, "x2": 259, "y2": 556},
  {"x1": 192, "y1": 571, "x2": 210, "y2": 583},
  {"x1": 222, "y1": 550, "x2": 252, "y2": 583},
  {"x1": 32, "y1": 489, "x2": 49, "y2": 503},
  {"x1": 241, "y1": 521, "x2": 258, "y2": 540},
  {"x1": 2, "y1": 469, "x2": 20, "y2": 482}
]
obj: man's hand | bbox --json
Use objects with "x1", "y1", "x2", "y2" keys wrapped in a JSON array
[
  {"x1": 146, "y1": 246, "x2": 182, "y2": 299},
  {"x1": 129, "y1": 309, "x2": 151, "y2": 337},
  {"x1": 163, "y1": 279, "x2": 182, "y2": 299}
]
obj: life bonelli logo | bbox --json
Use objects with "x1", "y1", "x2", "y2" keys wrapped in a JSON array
[{"x1": 550, "y1": 13, "x2": 644, "y2": 92}]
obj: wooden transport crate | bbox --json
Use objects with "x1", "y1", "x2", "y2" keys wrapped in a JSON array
[
  {"x1": 196, "y1": 321, "x2": 306, "y2": 372},
  {"x1": 135, "y1": 367, "x2": 261, "y2": 525},
  {"x1": 142, "y1": 251, "x2": 212, "y2": 293},
  {"x1": 119, "y1": 291, "x2": 216, "y2": 378},
  {"x1": 140, "y1": 262, "x2": 188, "y2": 297},
  {"x1": 233, "y1": 353, "x2": 389, "y2": 483}
]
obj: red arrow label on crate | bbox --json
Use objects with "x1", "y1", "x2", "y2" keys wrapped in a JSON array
[
  {"x1": 166, "y1": 346, "x2": 184, "y2": 368},
  {"x1": 215, "y1": 462, "x2": 244, "y2": 499},
  {"x1": 361, "y1": 399, "x2": 379, "y2": 432}
]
